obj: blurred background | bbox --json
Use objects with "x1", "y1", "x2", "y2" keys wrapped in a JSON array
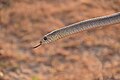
[{"x1": 0, "y1": 0, "x2": 120, "y2": 80}]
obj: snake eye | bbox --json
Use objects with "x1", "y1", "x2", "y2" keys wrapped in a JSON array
[{"x1": 43, "y1": 37, "x2": 47, "y2": 40}]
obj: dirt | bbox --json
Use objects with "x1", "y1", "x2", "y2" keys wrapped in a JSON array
[{"x1": 0, "y1": 0, "x2": 120, "y2": 80}]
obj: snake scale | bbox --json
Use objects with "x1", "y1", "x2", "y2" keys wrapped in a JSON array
[{"x1": 34, "y1": 12, "x2": 120, "y2": 48}]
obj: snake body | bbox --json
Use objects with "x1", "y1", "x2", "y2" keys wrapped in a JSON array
[{"x1": 33, "y1": 12, "x2": 120, "y2": 48}]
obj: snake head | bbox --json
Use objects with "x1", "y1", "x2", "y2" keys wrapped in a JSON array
[{"x1": 33, "y1": 35, "x2": 53, "y2": 48}]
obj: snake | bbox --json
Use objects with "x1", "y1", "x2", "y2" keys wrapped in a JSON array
[{"x1": 33, "y1": 12, "x2": 120, "y2": 48}]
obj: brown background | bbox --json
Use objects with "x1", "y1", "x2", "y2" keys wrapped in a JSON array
[{"x1": 0, "y1": 0, "x2": 120, "y2": 80}]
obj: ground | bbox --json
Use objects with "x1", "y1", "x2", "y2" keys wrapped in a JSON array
[{"x1": 0, "y1": 0, "x2": 120, "y2": 80}]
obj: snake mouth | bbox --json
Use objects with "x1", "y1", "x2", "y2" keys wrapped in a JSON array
[{"x1": 33, "y1": 41, "x2": 42, "y2": 49}]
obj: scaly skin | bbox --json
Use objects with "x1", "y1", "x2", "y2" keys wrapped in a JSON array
[{"x1": 34, "y1": 12, "x2": 120, "y2": 48}]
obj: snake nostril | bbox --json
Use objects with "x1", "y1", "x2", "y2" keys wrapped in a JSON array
[{"x1": 40, "y1": 41, "x2": 42, "y2": 44}]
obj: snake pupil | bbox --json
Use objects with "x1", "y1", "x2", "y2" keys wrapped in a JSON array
[{"x1": 43, "y1": 37, "x2": 47, "y2": 40}]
